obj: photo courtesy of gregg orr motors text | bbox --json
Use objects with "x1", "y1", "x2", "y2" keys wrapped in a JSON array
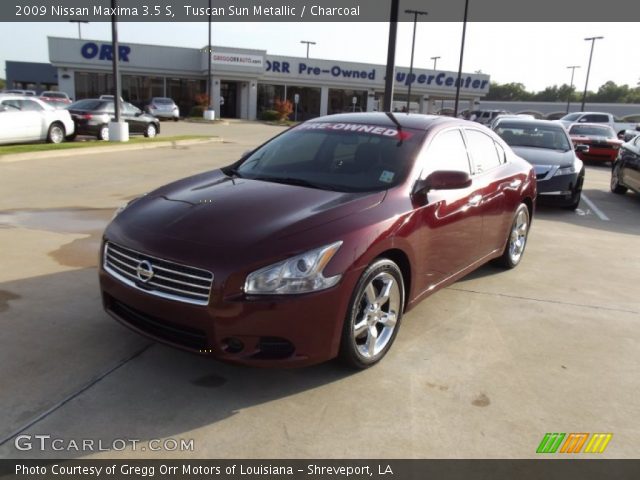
[{"x1": 13, "y1": 435, "x2": 194, "y2": 452}]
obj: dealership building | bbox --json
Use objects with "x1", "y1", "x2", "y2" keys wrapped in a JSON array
[{"x1": 46, "y1": 36, "x2": 490, "y2": 119}]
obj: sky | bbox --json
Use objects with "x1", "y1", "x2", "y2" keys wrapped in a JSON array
[{"x1": 0, "y1": 21, "x2": 638, "y2": 93}]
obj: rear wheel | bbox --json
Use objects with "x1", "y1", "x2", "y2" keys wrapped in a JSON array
[
  {"x1": 495, "y1": 203, "x2": 530, "y2": 269},
  {"x1": 339, "y1": 259, "x2": 404, "y2": 369},
  {"x1": 611, "y1": 164, "x2": 628, "y2": 194},
  {"x1": 97, "y1": 125, "x2": 109, "y2": 141},
  {"x1": 46, "y1": 122, "x2": 65, "y2": 144},
  {"x1": 144, "y1": 123, "x2": 157, "y2": 138}
]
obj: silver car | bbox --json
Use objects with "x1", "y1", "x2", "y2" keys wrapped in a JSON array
[{"x1": 144, "y1": 97, "x2": 179, "y2": 121}]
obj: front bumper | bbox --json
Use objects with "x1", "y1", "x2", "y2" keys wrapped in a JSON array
[
  {"x1": 99, "y1": 264, "x2": 354, "y2": 367},
  {"x1": 148, "y1": 110, "x2": 179, "y2": 119},
  {"x1": 535, "y1": 167, "x2": 583, "y2": 205}
]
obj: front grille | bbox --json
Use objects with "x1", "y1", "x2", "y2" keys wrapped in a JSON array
[
  {"x1": 104, "y1": 241, "x2": 213, "y2": 306},
  {"x1": 106, "y1": 294, "x2": 208, "y2": 350}
]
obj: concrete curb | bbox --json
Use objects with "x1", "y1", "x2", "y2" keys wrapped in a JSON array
[{"x1": 0, "y1": 137, "x2": 224, "y2": 163}]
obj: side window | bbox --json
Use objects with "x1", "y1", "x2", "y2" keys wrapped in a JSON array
[
  {"x1": 494, "y1": 141, "x2": 507, "y2": 164},
  {"x1": 465, "y1": 129, "x2": 502, "y2": 173},
  {"x1": 583, "y1": 114, "x2": 609, "y2": 123},
  {"x1": 1, "y1": 100, "x2": 22, "y2": 111},
  {"x1": 423, "y1": 129, "x2": 471, "y2": 176},
  {"x1": 19, "y1": 100, "x2": 44, "y2": 112}
]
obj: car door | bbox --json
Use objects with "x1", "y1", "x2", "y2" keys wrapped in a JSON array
[
  {"x1": 18, "y1": 99, "x2": 47, "y2": 140},
  {"x1": 463, "y1": 128, "x2": 509, "y2": 256},
  {"x1": 122, "y1": 102, "x2": 143, "y2": 133},
  {"x1": 621, "y1": 136, "x2": 640, "y2": 191},
  {"x1": 0, "y1": 101, "x2": 25, "y2": 143},
  {"x1": 413, "y1": 128, "x2": 483, "y2": 287}
]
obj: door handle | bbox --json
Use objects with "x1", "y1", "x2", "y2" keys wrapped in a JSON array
[
  {"x1": 467, "y1": 194, "x2": 482, "y2": 207},
  {"x1": 509, "y1": 179, "x2": 522, "y2": 188}
]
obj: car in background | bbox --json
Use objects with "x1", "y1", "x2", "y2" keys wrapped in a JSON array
[
  {"x1": 473, "y1": 109, "x2": 509, "y2": 125},
  {"x1": 40, "y1": 91, "x2": 72, "y2": 108},
  {"x1": 0, "y1": 95, "x2": 74, "y2": 145},
  {"x1": 494, "y1": 119, "x2": 584, "y2": 209},
  {"x1": 99, "y1": 113, "x2": 536, "y2": 368},
  {"x1": 558, "y1": 111, "x2": 638, "y2": 139},
  {"x1": 490, "y1": 114, "x2": 535, "y2": 130},
  {"x1": 567, "y1": 123, "x2": 623, "y2": 164},
  {"x1": 611, "y1": 135, "x2": 640, "y2": 197},
  {"x1": 143, "y1": 97, "x2": 180, "y2": 121},
  {"x1": 67, "y1": 98, "x2": 160, "y2": 141},
  {"x1": 620, "y1": 126, "x2": 640, "y2": 143},
  {"x1": 4, "y1": 89, "x2": 36, "y2": 96}
]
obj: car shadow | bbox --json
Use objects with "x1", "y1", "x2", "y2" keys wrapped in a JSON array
[{"x1": 0, "y1": 267, "x2": 356, "y2": 459}]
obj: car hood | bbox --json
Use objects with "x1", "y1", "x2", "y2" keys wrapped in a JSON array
[
  {"x1": 112, "y1": 169, "x2": 385, "y2": 248},
  {"x1": 509, "y1": 146, "x2": 577, "y2": 168}
]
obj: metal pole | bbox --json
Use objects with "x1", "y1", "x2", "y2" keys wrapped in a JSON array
[
  {"x1": 382, "y1": 0, "x2": 399, "y2": 112},
  {"x1": 566, "y1": 65, "x2": 580, "y2": 114},
  {"x1": 453, "y1": 0, "x2": 469, "y2": 118},
  {"x1": 581, "y1": 36, "x2": 603, "y2": 112},
  {"x1": 405, "y1": 10, "x2": 428, "y2": 113},
  {"x1": 300, "y1": 41, "x2": 316, "y2": 59},
  {"x1": 207, "y1": 0, "x2": 213, "y2": 111},
  {"x1": 111, "y1": 0, "x2": 121, "y2": 122},
  {"x1": 78, "y1": 23, "x2": 81, "y2": 39},
  {"x1": 431, "y1": 56, "x2": 440, "y2": 70}
]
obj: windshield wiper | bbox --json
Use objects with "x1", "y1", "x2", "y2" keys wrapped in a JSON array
[
  {"x1": 250, "y1": 176, "x2": 333, "y2": 190},
  {"x1": 224, "y1": 167, "x2": 243, "y2": 178}
]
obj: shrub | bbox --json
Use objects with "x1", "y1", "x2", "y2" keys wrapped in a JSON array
[
  {"x1": 194, "y1": 93, "x2": 209, "y2": 107},
  {"x1": 274, "y1": 99, "x2": 293, "y2": 121},
  {"x1": 190, "y1": 105, "x2": 205, "y2": 117},
  {"x1": 260, "y1": 110, "x2": 280, "y2": 121}
]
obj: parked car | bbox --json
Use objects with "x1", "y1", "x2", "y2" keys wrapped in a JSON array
[
  {"x1": 473, "y1": 109, "x2": 509, "y2": 125},
  {"x1": 99, "y1": 113, "x2": 536, "y2": 368},
  {"x1": 567, "y1": 123, "x2": 623, "y2": 164},
  {"x1": 143, "y1": 97, "x2": 180, "y2": 121},
  {"x1": 611, "y1": 135, "x2": 640, "y2": 196},
  {"x1": 494, "y1": 119, "x2": 584, "y2": 209},
  {"x1": 557, "y1": 112, "x2": 638, "y2": 139},
  {"x1": 621, "y1": 126, "x2": 640, "y2": 143},
  {"x1": 0, "y1": 95, "x2": 74, "y2": 145},
  {"x1": 40, "y1": 91, "x2": 72, "y2": 108},
  {"x1": 490, "y1": 114, "x2": 535, "y2": 130},
  {"x1": 67, "y1": 99, "x2": 160, "y2": 140}
]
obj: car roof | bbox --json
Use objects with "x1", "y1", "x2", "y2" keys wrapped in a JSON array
[
  {"x1": 495, "y1": 118, "x2": 565, "y2": 128},
  {"x1": 306, "y1": 112, "x2": 463, "y2": 130}
]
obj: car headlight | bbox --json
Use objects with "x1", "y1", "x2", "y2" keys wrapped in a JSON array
[
  {"x1": 245, "y1": 241, "x2": 343, "y2": 295},
  {"x1": 554, "y1": 165, "x2": 578, "y2": 176}
]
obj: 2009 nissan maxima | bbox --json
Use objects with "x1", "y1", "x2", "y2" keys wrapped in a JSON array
[{"x1": 99, "y1": 113, "x2": 536, "y2": 368}]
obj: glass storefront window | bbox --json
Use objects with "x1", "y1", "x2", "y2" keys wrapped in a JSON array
[
  {"x1": 74, "y1": 72, "x2": 113, "y2": 100},
  {"x1": 257, "y1": 83, "x2": 285, "y2": 116},
  {"x1": 286, "y1": 86, "x2": 321, "y2": 121},
  {"x1": 328, "y1": 89, "x2": 367, "y2": 115}
]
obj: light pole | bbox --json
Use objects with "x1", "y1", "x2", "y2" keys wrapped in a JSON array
[
  {"x1": 405, "y1": 9, "x2": 428, "y2": 113},
  {"x1": 300, "y1": 40, "x2": 316, "y2": 59},
  {"x1": 453, "y1": 0, "x2": 470, "y2": 117},
  {"x1": 382, "y1": 0, "x2": 399, "y2": 112},
  {"x1": 566, "y1": 65, "x2": 580, "y2": 114},
  {"x1": 70, "y1": 20, "x2": 89, "y2": 40},
  {"x1": 430, "y1": 56, "x2": 441, "y2": 70},
  {"x1": 207, "y1": 0, "x2": 213, "y2": 113},
  {"x1": 581, "y1": 36, "x2": 603, "y2": 111}
]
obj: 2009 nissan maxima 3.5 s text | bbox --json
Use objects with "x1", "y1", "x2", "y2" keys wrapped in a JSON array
[{"x1": 100, "y1": 113, "x2": 536, "y2": 368}]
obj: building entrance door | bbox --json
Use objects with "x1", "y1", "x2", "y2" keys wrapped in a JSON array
[{"x1": 220, "y1": 81, "x2": 238, "y2": 118}]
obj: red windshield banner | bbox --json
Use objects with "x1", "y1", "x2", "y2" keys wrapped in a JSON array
[{"x1": 296, "y1": 122, "x2": 412, "y2": 139}]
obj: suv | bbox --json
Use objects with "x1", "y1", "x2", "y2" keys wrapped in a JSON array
[{"x1": 473, "y1": 110, "x2": 509, "y2": 125}]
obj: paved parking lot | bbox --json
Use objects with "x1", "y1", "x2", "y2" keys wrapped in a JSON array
[{"x1": 0, "y1": 121, "x2": 639, "y2": 459}]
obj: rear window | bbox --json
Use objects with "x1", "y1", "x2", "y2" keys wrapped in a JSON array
[
  {"x1": 561, "y1": 113, "x2": 581, "y2": 122},
  {"x1": 68, "y1": 99, "x2": 106, "y2": 111},
  {"x1": 569, "y1": 124, "x2": 616, "y2": 138},
  {"x1": 152, "y1": 98, "x2": 174, "y2": 104},
  {"x1": 582, "y1": 114, "x2": 609, "y2": 123},
  {"x1": 496, "y1": 123, "x2": 571, "y2": 151},
  {"x1": 235, "y1": 122, "x2": 425, "y2": 192}
]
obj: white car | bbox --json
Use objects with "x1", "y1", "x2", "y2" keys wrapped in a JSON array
[{"x1": 0, "y1": 95, "x2": 75, "y2": 145}]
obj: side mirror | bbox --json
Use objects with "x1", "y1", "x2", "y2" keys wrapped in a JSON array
[
  {"x1": 575, "y1": 144, "x2": 589, "y2": 153},
  {"x1": 412, "y1": 170, "x2": 472, "y2": 203}
]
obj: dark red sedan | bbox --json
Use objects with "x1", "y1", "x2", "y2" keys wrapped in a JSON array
[
  {"x1": 568, "y1": 123, "x2": 623, "y2": 164},
  {"x1": 100, "y1": 113, "x2": 536, "y2": 368}
]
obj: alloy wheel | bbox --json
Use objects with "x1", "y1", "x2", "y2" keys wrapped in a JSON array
[{"x1": 508, "y1": 207, "x2": 529, "y2": 265}]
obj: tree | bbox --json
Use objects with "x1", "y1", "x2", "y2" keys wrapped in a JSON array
[
  {"x1": 485, "y1": 82, "x2": 531, "y2": 101},
  {"x1": 274, "y1": 98, "x2": 293, "y2": 121}
]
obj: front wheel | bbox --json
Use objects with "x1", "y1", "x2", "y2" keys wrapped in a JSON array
[
  {"x1": 611, "y1": 164, "x2": 628, "y2": 194},
  {"x1": 339, "y1": 259, "x2": 404, "y2": 369},
  {"x1": 97, "y1": 125, "x2": 109, "y2": 141},
  {"x1": 495, "y1": 203, "x2": 530, "y2": 269},
  {"x1": 144, "y1": 123, "x2": 157, "y2": 138},
  {"x1": 47, "y1": 122, "x2": 65, "y2": 144}
]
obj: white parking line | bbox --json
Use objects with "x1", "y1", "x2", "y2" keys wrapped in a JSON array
[{"x1": 581, "y1": 193, "x2": 610, "y2": 221}]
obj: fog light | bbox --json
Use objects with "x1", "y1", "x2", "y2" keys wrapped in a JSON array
[{"x1": 222, "y1": 337, "x2": 244, "y2": 354}]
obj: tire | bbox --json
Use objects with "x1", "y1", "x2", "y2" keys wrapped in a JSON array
[
  {"x1": 173, "y1": 117, "x2": 179, "y2": 122},
  {"x1": 339, "y1": 259, "x2": 405, "y2": 369},
  {"x1": 495, "y1": 203, "x2": 530, "y2": 269},
  {"x1": 611, "y1": 164, "x2": 628, "y2": 194},
  {"x1": 97, "y1": 125, "x2": 109, "y2": 141},
  {"x1": 564, "y1": 188, "x2": 582, "y2": 211},
  {"x1": 67, "y1": 132, "x2": 77, "y2": 141},
  {"x1": 46, "y1": 122, "x2": 65, "y2": 144},
  {"x1": 144, "y1": 123, "x2": 158, "y2": 138}
]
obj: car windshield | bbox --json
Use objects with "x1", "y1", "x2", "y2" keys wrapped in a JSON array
[
  {"x1": 569, "y1": 125, "x2": 616, "y2": 138},
  {"x1": 68, "y1": 99, "x2": 105, "y2": 110},
  {"x1": 496, "y1": 123, "x2": 572, "y2": 151},
  {"x1": 153, "y1": 98, "x2": 174, "y2": 104},
  {"x1": 561, "y1": 113, "x2": 582, "y2": 122},
  {"x1": 234, "y1": 122, "x2": 425, "y2": 192}
]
